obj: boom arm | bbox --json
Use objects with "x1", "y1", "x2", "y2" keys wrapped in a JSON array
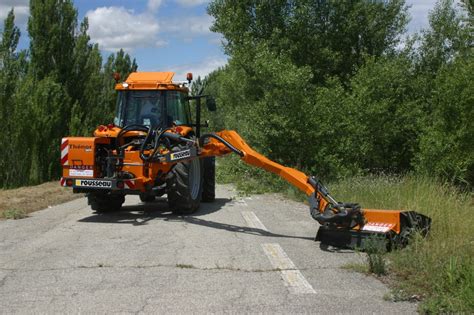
[
  {"x1": 200, "y1": 130, "x2": 431, "y2": 244},
  {"x1": 200, "y1": 130, "x2": 359, "y2": 225}
]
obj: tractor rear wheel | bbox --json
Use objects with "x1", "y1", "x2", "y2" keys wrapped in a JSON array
[
  {"x1": 201, "y1": 157, "x2": 215, "y2": 202},
  {"x1": 166, "y1": 158, "x2": 203, "y2": 215},
  {"x1": 88, "y1": 192, "x2": 124, "y2": 213}
]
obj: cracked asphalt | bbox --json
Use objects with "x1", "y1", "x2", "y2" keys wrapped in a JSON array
[{"x1": 0, "y1": 184, "x2": 417, "y2": 314}]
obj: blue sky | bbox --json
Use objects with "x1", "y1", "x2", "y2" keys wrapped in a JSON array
[{"x1": 1, "y1": 0, "x2": 444, "y2": 80}]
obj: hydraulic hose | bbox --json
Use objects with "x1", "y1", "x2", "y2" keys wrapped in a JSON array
[
  {"x1": 116, "y1": 124, "x2": 150, "y2": 158},
  {"x1": 139, "y1": 127, "x2": 155, "y2": 161},
  {"x1": 117, "y1": 124, "x2": 149, "y2": 141},
  {"x1": 199, "y1": 133, "x2": 244, "y2": 157}
]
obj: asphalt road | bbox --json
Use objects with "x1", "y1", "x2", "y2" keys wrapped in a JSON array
[{"x1": 0, "y1": 184, "x2": 416, "y2": 314}]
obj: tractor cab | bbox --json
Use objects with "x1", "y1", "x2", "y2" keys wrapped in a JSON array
[{"x1": 114, "y1": 72, "x2": 192, "y2": 130}]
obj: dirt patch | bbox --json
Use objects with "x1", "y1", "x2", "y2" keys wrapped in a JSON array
[{"x1": 0, "y1": 181, "x2": 83, "y2": 219}]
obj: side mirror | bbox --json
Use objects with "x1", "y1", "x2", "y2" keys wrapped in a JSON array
[{"x1": 206, "y1": 97, "x2": 217, "y2": 112}]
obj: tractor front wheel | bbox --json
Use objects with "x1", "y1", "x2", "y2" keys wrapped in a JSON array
[{"x1": 166, "y1": 158, "x2": 203, "y2": 215}]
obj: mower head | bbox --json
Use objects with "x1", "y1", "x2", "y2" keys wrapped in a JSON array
[
  {"x1": 307, "y1": 177, "x2": 431, "y2": 250},
  {"x1": 315, "y1": 209, "x2": 431, "y2": 250}
]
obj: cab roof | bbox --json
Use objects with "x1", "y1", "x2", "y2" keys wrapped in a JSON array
[{"x1": 115, "y1": 71, "x2": 189, "y2": 92}]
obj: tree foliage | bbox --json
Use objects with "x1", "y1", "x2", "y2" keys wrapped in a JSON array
[
  {"x1": 0, "y1": 2, "x2": 137, "y2": 188},
  {"x1": 209, "y1": 0, "x2": 408, "y2": 84},
  {"x1": 206, "y1": 0, "x2": 473, "y2": 186}
]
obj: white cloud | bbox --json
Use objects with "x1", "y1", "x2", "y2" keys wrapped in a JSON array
[
  {"x1": 171, "y1": 57, "x2": 227, "y2": 80},
  {"x1": 0, "y1": 0, "x2": 29, "y2": 27},
  {"x1": 161, "y1": 15, "x2": 214, "y2": 38},
  {"x1": 86, "y1": 6, "x2": 160, "y2": 52},
  {"x1": 175, "y1": 0, "x2": 209, "y2": 7},
  {"x1": 147, "y1": 0, "x2": 163, "y2": 12}
]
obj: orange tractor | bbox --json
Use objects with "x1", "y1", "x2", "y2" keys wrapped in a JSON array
[{"x1": 60, "y1": 72, "x2": 430, "y2": 249}]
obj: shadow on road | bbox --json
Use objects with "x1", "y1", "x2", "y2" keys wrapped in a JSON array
[
  {"x1": 78, "y1": 197, "x2": 230, "y2": 225},
  {"x1": 182, "y1": 216, "x2": 314, "y2": 241},
  {"x1": 78, "y1": 197, "x2": 314, "y2": 241}
]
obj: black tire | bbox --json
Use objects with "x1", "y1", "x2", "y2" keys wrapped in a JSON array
[
  {"x1": 201, "y1": 157, "x2": 216, "y2": 202},
  {"x1": 139, "y1": 193, "x2": 155, "y2": 203},
  {"x1": 166, "y1": 158, "x2": 203, "y2": 215},
  {"x1": 88, "y1": 192, "x2": 124, "y2": 213}
]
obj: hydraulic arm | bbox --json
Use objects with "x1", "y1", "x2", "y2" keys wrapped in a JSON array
[{"x1": 200, "y1": 130, "x2": 431, "y2": 249}]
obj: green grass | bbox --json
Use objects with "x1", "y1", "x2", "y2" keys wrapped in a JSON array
[
  {"x1": 1, "y1": 208, "x2": 27, "y2": 220},
  {"x1": 217, "y1": 158, "x2": 474, "y2": 313}
]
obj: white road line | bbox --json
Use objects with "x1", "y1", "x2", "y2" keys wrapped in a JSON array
[
  {"x1": 241, "y1": 211, "x2": 268, "y2": 231},
  {"x1": 236, "y1": 199, "x2": 248, "y2": 207},
  {"x1": 262, "y1": 243, "x2": 316, "y2": 294}
]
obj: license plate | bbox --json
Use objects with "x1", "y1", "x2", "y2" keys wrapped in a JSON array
[
  {"x1": 75, "y1": 179, "x2": 112, "y2": 188},
  {"x1": 69, "y1": 169, "x2": 93, "y2": 177}
]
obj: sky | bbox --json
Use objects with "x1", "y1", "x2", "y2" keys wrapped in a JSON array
[{"x1": 0, "y1": 0, "x2": 444, "y2": 80}]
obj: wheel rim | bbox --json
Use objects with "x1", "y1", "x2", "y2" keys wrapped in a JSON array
[{"x1": 190, "y1": 159, "x2": 201, "y2": 200}]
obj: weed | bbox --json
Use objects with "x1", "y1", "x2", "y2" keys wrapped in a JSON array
[
  {"x1": 364, "y1": 235, "x2": 387, "y2": 275},
  {"x1": 341, "y1": 262, "x2": 369, "y2": 274},
  {"x1": 2, "y1": 209, "x2": 27, "y2": 220}
]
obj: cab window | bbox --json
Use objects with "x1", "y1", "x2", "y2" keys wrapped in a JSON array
[{"x1": 166, "y1": 91, "x2": 190, "y2": 125}]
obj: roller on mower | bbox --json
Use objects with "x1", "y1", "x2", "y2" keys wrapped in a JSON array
[{"x1": 60, "y1": 71, "x2": 431, "y2": 249}]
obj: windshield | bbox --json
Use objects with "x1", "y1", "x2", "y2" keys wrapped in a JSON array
[
  {"x1": 114, "y1": 91, "x2": 164, "y2": 129},
  {"x1": 114, "y1": 90, "x2": 190, "y2": 128}
]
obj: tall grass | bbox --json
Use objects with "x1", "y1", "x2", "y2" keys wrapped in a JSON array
[
  {"x1": 331, "y1": 175, "x2": 473, "y2": 313},
  {"x1": 216, "y1": 157, "x2": 474, "y2": 313}
]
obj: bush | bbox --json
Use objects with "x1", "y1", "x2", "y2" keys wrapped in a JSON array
[{"x1": 415, "y1": 57, "x2": 474, "y2": 185}]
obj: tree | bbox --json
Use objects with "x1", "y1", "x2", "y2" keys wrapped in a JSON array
[
  {"x1": 68, "y1": 18, "x2": 104, "y2": 135},
  {"x1": 209, "y1": 0, "x2": 409, "y2": 85},
  {"x1": 408, "y1": 0, "x2": 474, "y2": 185},
  {"x1": 0, "y1": 9, "x2": 27, "y2": 187},
  {"x1": 417, "y1": 0, "x2": 470, "y2": 76},
  {"x1": 0, "y1": 9, "x2": 22, "y2": 140},
  {"x1": 416, "y1": 57, "x2": 473, "y2": 184},
  {"x1": 347, "y1": 56, "x2": 422, "y2": 172},
  {"x1": 28, "y1": 0, "x2": 77, "y2": 84}
]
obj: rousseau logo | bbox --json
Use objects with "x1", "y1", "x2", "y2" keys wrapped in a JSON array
[{"x1": 171, "y1": 150, "x2": 191, "y2": 160}]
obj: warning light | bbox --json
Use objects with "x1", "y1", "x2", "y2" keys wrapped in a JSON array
[
  {"x1": 66, "y1": 179, "x2": 73, "y2": 187},
  {"x1": 186, "y1": 72, "x2": 193, "y2": 83}
]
